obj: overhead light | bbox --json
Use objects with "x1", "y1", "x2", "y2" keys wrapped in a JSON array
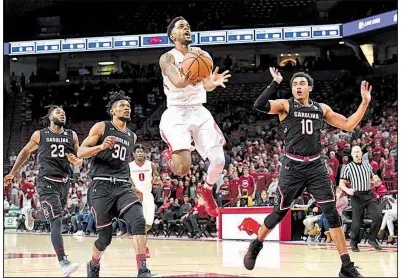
[
  {"x1": 295, "y1": 53, "x2": 299, "y2": 56},
  {"x1": 280, "y1": 54, "x2": 284, "y2": 57},
  {"x1": 287, "y1": 54, "x2": 291, "y2": 56},
  {"x1": 339, "y1": 41, "x2": 345, "y2": 44},
  {"x1": 98, "y1": 62, "x2": 115, "y2": 65},
  {"x1": 12, "y1": 57, "x2": 18, "y2": 61},
  {"x1": 66, "y1": 79, "x2": 70, "y2": 83}
]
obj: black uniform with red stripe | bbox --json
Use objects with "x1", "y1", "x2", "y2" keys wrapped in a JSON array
[
  {"x1": 87, "y1": 121, "x2": 141, "y2": 230},
  {"x1": 275, "y1": 98, "x2": 332, "y2": 211},
  {"x1": 36, "y1": 128, "x2": 75, "y2": 221}
]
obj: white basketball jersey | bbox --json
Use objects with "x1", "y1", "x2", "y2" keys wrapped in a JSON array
[
  {"x1": 162, "y1": 47, "x2": 207, "y2": 107},
  {"x1": 129, "y1": 160, "x2": 153, "y2": 193}
]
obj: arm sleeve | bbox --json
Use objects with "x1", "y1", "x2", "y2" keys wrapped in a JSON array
[{"x1": 254, "y1": 80, "x2": 278, "y2": 113}]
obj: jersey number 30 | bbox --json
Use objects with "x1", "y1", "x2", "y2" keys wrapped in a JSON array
[
  {"x1": 301, "y1": 119, "x2": 313, "y2": 135},
  {"x1": 50, "y1": 144, "x2": 65, "y2": 158},
  {"x1": 112, "y1": 144, "x2": 127, "y2": 161}
]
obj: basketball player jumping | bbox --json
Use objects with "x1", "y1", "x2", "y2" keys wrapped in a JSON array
[
  {"x1": 4, "y1": 106, "x2": 81, "y2": 277},
  {"x1": 243, "y1": 68, "x2": 371, "y2": 277},
  {"x1": 77, "y1": 91, "x2": 153, "y2": 277},
  {"x1": 159, "y1": 16, "x2": 231, "y2": 217},
  {"x1": 129, "y1": 144, "x2": 159, "y2": 258}
]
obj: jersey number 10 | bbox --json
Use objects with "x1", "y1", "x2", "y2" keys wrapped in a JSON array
[
  {"x1": 301, "y1": 119, "x2": 313, "y2": 135},
  {"x1": 111, "y1": 144, "x2": 127, "y2": 161}
]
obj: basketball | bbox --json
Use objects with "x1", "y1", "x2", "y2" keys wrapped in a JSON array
[{"x1": 181, "y1": 49, "x2": 213, "y2": 80}]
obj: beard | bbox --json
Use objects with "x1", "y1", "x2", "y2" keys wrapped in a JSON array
[
  {"x1": 119, "y1": 116, "x2": 131, "y2": 123},
  {"x1": 53, "y1": 118, "x2": 66, "y2": 127},
  {"x1": 183, "y1": 39, "x2": 192, "y2": 45}
]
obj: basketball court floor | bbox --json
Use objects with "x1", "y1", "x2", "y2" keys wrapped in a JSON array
[{"x1": 4, "y1": 232, "x2": 397, "y2": 277}]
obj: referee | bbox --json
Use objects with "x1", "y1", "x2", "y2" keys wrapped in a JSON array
[{"x1": 339, "y1": 145, "x2": 382, "y2": 252}]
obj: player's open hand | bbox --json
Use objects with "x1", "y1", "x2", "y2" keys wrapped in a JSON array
[
  {"x1": 4, "y1": 173, "x2": 14, "y2": 184},
  {"x1": 66, "y1": 153, "x2": 80, "y2": 166},
  {"x1": 269, "y1": 67, "x2": 283, "y2": 84},
  {"x1": 101, "y1": 136, "x2": 117, "y2": 150},
  {"x1": 360, "y1": 80, "x2": 372, "y2": 104},
  {"x1": 211, "y1": 67, "x2": 231, "y2": 88}
]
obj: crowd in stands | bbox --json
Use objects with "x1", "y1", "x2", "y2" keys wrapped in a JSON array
[{"x1": 4, "y1": 66, "x2": 397, "y2": 241}]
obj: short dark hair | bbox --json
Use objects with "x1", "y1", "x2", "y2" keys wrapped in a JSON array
[
  {"x1": 106, "y1": 90, "x2": 130, "y2": 117},
  {"x1": 290, "y1": 72, "x2": 314, "y2": 88},
  {"x1": 167, "y1": 16, "x2": 185, "y2": 43},
  {"x1": 133, "y1": 144, "x2": 145, "y2": 153}
]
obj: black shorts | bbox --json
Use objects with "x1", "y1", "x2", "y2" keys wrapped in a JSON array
[
  {"x1": 87, "y1": 179, "x2": 141, "y2": 231},
  {"x1": 275, "y1": 156, "x2": 334, "y2": 211},
  {"x1": 36, "y1": 177, "x2": 70, "y2": 221}
]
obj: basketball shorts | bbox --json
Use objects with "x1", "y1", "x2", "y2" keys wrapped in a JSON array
[
  {"x1": 274, "y1": 156, "x2": 334, "y2": 211},
  {"x1": 142, "y1": 193, "x2": 155, "y2": 226},
  {"x1": 159, "y1": 105, "x2": 226, "y2": 160},
  {"x1": 87, "y1": 179, "x2": 141, "y2": 231},
  {"x1": 36, "y1": 177, "x2": 70, "y2": 221}
]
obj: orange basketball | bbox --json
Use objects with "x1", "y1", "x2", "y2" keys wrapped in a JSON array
[{"x1": 181, "y1": 49, "x2": 213, "y2": 81}]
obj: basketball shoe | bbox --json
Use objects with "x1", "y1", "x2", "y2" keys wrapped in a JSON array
[
  {"x1": 243, "y1": 239, "x2": 263, "y2": 270},
  {"x1": 60, "y1": 257, "x2": 79, "y2": 277},
  {"x1": 87, "y1": 260, "x2": 100, "y2": 278},
  {"x1": 339, "y1": 262, "x2": 363, "y2": 277},
  {"x1": 23, "y1": 208, "x2": 35, "y2": 231},
  {"x1": 197, "y1": 184, "x2": 219, "y2": 217}
]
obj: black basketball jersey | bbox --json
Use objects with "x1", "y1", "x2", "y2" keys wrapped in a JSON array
[
  {"x1": 280, "y1": 97, "x2": 324, "y2": 156},
  {"x1": 89, "y1": 121, "x2": 135, "y2": 180},
  {"x1": 37, "y1": 128, "x2": 75, "y2": 178}
]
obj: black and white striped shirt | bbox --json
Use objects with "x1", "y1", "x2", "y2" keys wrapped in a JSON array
[{"x1": 340, "y1": 161, "x2": 374, "y2": 191}]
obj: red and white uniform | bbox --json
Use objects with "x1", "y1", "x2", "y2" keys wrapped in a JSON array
[
  {"x1": 129, "y1": 160, "x2": 155, "y2": 225},
  {"x1": 159, "y1": 47, "x2": 225, "y2": 160}
]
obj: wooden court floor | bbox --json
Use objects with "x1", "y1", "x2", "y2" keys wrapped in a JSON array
[{"x1": 3, "y1": 232, "x2": 398, "y2": 277}]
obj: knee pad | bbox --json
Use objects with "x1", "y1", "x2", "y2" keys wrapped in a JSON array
[
  {"x1": 264, "y1": 209, "x2": 288, "y2": 229},
  {"x1": 320, "y1": 202, "x2": 341, "y2": 228},
  {"x1": 95, "y1": 226, "x2": 113, "y2": 251},
  {"x1": 122, "y1": 203, "x2": 146, "y2": 235}
]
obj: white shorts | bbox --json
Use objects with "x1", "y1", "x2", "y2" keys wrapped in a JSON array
[
  {"x1": 142, "y1": 193, "x2": 155, "y2": 226},
  {"x1": 159, "y1": 105, "x2": 226, "y2": 160}
]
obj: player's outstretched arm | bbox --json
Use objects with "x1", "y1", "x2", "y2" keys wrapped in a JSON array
[
  {"x1": 159, "y1": 53, "x2": 195, "y2": 88},
  {"x1": 203, "y1": 66, "x2": 231, "y2": 92},
  {"x1": 66, "y1": 131, "x2": 83, "y2": 167},
  {"x1": 77, "y1": 122, "x2": 113, "y2": 159},
  {"x1": 4, "y1": 131, "x2": 40, "y2": 183},
  {"x1": 254, "y1": 67, "x2": 287, "y2": 114},
  {"x1": 321, "y1": 80, "x2": 372, "y2": 132}
]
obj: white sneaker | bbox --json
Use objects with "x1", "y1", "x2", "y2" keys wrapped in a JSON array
[
  {"x1": 23, "y1": 208, "x2": 35, "y2": 231},
  {"x1": 73, "y1": 230, "x2": 83, "y2": 236},
  {"x1": 60, "y1": 258, "x2": 80, "y2": 277}
]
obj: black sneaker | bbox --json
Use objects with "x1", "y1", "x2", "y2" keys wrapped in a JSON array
[
  {"x1": 350, "y1": 240, "x2": 360, "y2": 252},
  {"x1": 243, "y1": 239, "x2": 263, "y2": 270},
  {"x1": 339, "y1": 262, "x2": 363, "y2": 277},
  {"x1": 195, "y1": 232, "x2": 201, "y2": 239},
  {"x1": 138, "y1": 268, "x2": 155, "y2": 277},
  {"x1": 368, "y1": 239, "x2": 382, "y2": 251},
  {"x1": 87, "y1": 261, "x2": 100, "y2": 278}
]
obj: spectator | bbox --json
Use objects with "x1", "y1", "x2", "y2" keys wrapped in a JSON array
[
  {"x1": 182, "y1": 197, "x2": 208, "y2": 239},
  {"x1": 372, "y1": 141, "x2": 384, "y2": 163},
  {"x1": 336, "y1": 155, "x2": 349, "y2": 186},
  {"x1": 9, "y1": 151, "x2": 17, "y2": 166},
  {"x1": 229, "y1": 171, "x2": 240, "y2": 206},
  {"x1": 267, "y1": 175, "x2": 278, "y2": 199},
  {"x1": 180, "y1": 195, "x2": 192, "y2": 216},
  {"x1": 176, "y1": 179, "x2": 184, "y2": 200},
  {"x1": 368, "y1": 153, "x2": 379, "y2": 174},
  {"x1": 256, "y1": 190, "x2": 270, "y2": 206},
  {"x1": 328, "y1": 151, "x2": 340, "y2": 180},
  {"x1": 251, "y1": 164, "x2": 269, "y2": 204},
  {"x1": 238, "y1": 189, "x2": 253, "y2": 207},
  {"x1": 238, "y1": 166, "x2": 256, "y2": 199},
  {"x1": 380, "y1": 149, "x2": 395, "y2": 179},
  {"x1": 377, "y1": 198, "x2": 397, "y2": 244},
  {"x1": 370, "y1": 175, "x2": 388, "y2": 201},
  {"x1": 217, "y1": 175, "x2": 230, "y2": 207}
]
